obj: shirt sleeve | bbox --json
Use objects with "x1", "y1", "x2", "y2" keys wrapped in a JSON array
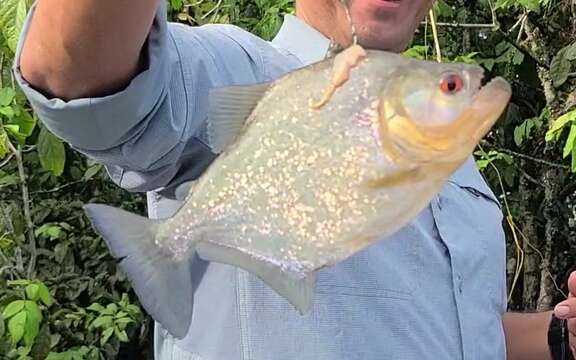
[{"x1": 13, "y1": 0, "x2": 296, "y2": 193}]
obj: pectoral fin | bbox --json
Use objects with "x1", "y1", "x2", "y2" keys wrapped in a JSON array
[{"x1": 207, "y1": 82, "x2": 272, "y2": 153}]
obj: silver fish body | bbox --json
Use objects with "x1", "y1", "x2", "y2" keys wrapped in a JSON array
[{"x1": 85, "y1": 47, "x2": 511, "y2": 338}]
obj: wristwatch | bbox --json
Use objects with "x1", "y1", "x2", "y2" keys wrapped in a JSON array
[{"x1": 549, "y1": 313, "x2": 574, "y2": 360}]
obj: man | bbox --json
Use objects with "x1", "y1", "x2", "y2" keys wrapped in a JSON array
[{"x1": 13, "y1": 0, "x2": 576, "y2": 359}]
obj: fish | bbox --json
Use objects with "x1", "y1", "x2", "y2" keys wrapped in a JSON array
[{"x1": 84, "y1": 45, "x2": 511, "y2": 339}]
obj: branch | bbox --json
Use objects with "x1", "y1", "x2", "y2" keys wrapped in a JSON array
[
  {"x1": 0, "y1": 152, "x2": 14, "y2": 169},
  {"x1": 480, "y1": 141, "x2": 570, "y2": 169},
  {"x1": 31, "y1": 179, "x2": 89, "y2": 194},
  {"x1": 513, "y1": 162, "x2": 545, "y2": 187},
  {"x1": 6, "y1": 140, "x2": 36, "y2": 279},
  {"x1": 424, "y1": 22, "x2": 497, "y2": 29}
]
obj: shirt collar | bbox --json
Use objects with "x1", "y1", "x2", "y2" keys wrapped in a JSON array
[{"x1": 272, "y1": 14, "x2": 332, "y2": 66}]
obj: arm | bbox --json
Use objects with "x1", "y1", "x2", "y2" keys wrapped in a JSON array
[
  {"x1": 503, "y1": 311, "x2": 552, "y2": 360},
  {"x1": 15, "y1": 2, "x2": 291, "y2": 193},
  {"x1": 19, "y1": 0, "x2": 158, "y2": 100}
]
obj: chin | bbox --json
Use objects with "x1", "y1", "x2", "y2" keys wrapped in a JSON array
[
  {"x1": 355, "y1": 21, "x2": 413, "y2": 52},
  {"x1": 349, "y1": 0, "x2": 429, "y2": 52}
]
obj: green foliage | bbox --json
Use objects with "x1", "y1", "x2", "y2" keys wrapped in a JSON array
[
  {"x1": 545, "y1": 109, "x2": 576, "y2": 170},
  {"x1": 494, "y1": 0, "x2": 549, "y2": 12},
  {"x1": 86, "y1": 295, "x2": 141, "y2": 347},
  {"x1": 0, "y1": 0, "x2": 28, "y2": 54},
  {"x1": 37, "y1": 127, "x2": 66, "y2": 177},
  {"x1": 169, "y1": 0, "x2": 294, "y2": 40},
  {"x1": 550, "y1": 43, "x2": 576, "y2": 88},
  {"x1": 0, "y1": 280, "x2": 52, "y2": 358},
  {"x1": 514, "y1": 108, "x2": 546, "y2": 146}
]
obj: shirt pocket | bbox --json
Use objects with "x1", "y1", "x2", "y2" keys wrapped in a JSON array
[{"x1": 315, "y1": 222, "x2": 423, "y2": 301}]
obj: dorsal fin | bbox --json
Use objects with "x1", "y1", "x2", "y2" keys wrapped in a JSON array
[{"x1": 207, "y1": 82, "x2": 272, "y2": 154}]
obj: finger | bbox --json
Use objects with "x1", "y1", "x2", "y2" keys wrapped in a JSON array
[
  {"x1": 569, "y1": 319, "x2": 576, "y2": 336},
  {"x1": 567, "y1": 271, "x2": 576, "y2": 297},
  {"x1": 554, "y1": 298, "x2": 576, "y2": 319}
]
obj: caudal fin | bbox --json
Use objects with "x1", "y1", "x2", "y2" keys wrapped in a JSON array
[{"x1": 83, "y1": 204, "x2": 193, "y2": 339}]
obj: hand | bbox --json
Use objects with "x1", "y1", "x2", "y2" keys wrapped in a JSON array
[{"x1": 554, "y1": 271, "x2": 576, "y2": 356}]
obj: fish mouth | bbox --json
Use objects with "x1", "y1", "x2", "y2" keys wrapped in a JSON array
[{"x1": 467, "y1": 77, "x2": 511, "y2": 139}]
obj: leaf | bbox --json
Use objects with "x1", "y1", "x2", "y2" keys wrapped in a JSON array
[
  {"x1": 480, "y1": 58, "x2": 496, "y2": 71},
  {"x1": 8, "y1": 310, "x2": 26, "y2": 344},
  {"x1": 25, "y1": 284, "x2": 40, "y2": 302},
  {"x1": 35, "y1": 224, "x2": 63, "y2": 240},
  {"x1": 115, "y1": 317, "x2": 134, "y2": 326},
  {"x1": 563, "y1": 125, "x2": 576, "y2": 158},
  {"x1": 514, "y1": 121, "x2": 527, "y2": 146},
  {"x1": 403, "y1": 45, "x2": 429, "y2": 60},
  {"x1": 54, "y1": 243, "x2": 68, "y2": 264},
  {"x1": 86, "y1": 303, "x2": 105, "y2": 313},
  {"x1": 83, "y1": 165, "x2": 102, "y2": 181},
  {"x1": 4, "y1": 109, "x2": 36, "y2": 144},
  {"x1": 519, "y1": 0, "x2": 540, "y2": 11},
  {"x1": 433, "y1": 0, "x2": 453, "y2": 18},
  {"x1": 0, "y1": 106, "x2": 15, "y2": 118},
  {"x1": 2, "y1": 300, "x2": 25, "y2": 320},
  {"x1": 36, "y1": 282, "x2": 53, "y2": 307},
  {"x1": 0, "y1": 88, "x2": 15, "y2": 106},
  {"x1": 37, "y1": 127, "x2": 66, "y2": 176},
  {"x1": 105, "y1": 304, "x2": 118, "y2": 314},
  {"x1": 550, "y1": 47, "x2": 572, "y2": 88},
  {"x1": 13, "y1": 110, "x2": 35, "y2": 137},
  {"x1": 0, "y1": 0, "x2": 28, "y2": 53},
  {"x1": 572, "y1": 146, "x2": 576, "y2": 173},
  {"x1": 23, "y1": 301, "x2": 41, "y2": 346},
  {"x1": 566, "y1": 43, "x2": 576, "y2": 61},
  {"x1": 0, "y1": 171, "x2": 19, "y2": 186},
  {"x1": 114, "y1": 328, "x2": 128, "y2": 343},
  {"x1": 546, "y1": 110, "x2": 576, "y2": 142},
  {"x1": 0, "y1": 127, "x2": 9, "y2": 160},
  {"x1": 91, "y1": 315, "x2": 113, "y2": 329},
  {"x1": 100, "y1": 327, "x2": 114, "y2": 346}
]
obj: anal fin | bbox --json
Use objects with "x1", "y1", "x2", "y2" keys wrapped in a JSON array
[{"x1": 196, "y1": 242, "x2": 316, "y2": 314}]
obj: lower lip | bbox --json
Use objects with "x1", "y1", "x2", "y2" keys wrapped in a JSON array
[{"x1": 374, "y1": 0, "x2": 401, "y2": 8}]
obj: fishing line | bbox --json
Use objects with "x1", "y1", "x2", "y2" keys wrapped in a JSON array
[{"x1": 339, "y1": 0, "x2": 358, "y2": 46}]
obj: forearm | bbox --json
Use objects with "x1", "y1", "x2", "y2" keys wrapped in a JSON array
[
  {"x1": 19, "y1": 0, "x2": 158, "y2": 100},
  {"x1": 503, "y1": 311, "x2": 552, "y2": 360}
]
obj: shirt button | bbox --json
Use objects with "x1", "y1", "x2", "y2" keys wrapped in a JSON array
[{"x1": 457, "y1": 275, "x2": 463, "y2": 294}]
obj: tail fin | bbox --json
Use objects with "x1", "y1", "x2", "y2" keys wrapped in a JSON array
[{"x1": 83, "y1": 204, "x2": 193, "y2": 339}]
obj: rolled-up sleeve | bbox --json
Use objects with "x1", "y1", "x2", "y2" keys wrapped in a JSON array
[{"x1": 14, "y1": 0, "x2": 292, "y2": 193}]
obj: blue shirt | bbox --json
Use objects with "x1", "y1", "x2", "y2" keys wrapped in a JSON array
[{"x1": 15, "y1": 2, "x2": 508, "y2": 359}]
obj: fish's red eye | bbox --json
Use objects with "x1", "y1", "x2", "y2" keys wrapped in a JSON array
[{"x1": 439, "y1": 74, "x2": 464, "y2": 94}]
